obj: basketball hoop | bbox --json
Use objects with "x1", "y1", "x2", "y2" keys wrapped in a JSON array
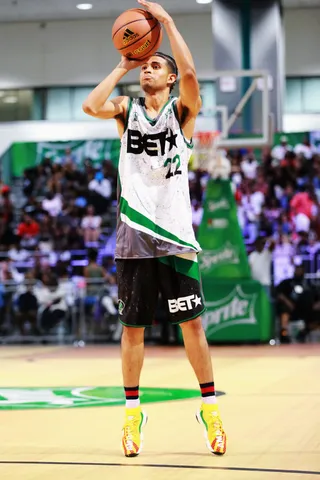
[{"x1": 192, "y1": 130, "x2": 222, "y2": 173}]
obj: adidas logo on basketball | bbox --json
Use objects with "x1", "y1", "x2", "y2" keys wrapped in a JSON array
[{"x1": 123, "y1": 28, "x2": 139, "y2": 45}]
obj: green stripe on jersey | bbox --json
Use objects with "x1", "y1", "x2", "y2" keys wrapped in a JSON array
[
  {"x1": 124, "y1": 97, "x2": 133, "y2": 133},
  {"x1": 120, "y1": 196, "x2": 198, "y2": 251},
  {"x1": 158, "y1": 256, "x2": 201, "y2": 282}
]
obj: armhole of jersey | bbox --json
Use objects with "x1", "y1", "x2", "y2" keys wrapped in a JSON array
[
  {"x1": 123, "y1": 97, "x2": 133, "y2": 134},
  {"x1": 173, "y1": 99, "x2": 194, "y2": 150}
]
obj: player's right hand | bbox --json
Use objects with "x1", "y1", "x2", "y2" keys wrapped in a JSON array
[{"x1": 118, "y1": 55, "x2": 146, "y2": 71}]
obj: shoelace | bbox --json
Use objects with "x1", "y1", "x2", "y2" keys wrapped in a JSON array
[
  {"x1": 123, "y1": 416, "x2": 139, "y2": 451},
  {"x1": 208, "y1": 413, "x2": 224, "y2": 440}
]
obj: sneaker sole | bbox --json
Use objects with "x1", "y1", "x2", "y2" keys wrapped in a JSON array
[
  {"x1": 196, "y1": 411, "x2": 226, "y2": 456},
  {"x1": 122, "y1": 411, "x2": 148, "y2": 458}
]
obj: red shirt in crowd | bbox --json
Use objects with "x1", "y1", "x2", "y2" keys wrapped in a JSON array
[
  {"x1": 17, "y1": 221, "x2": 39, "y2": 237},
  {"x1": 290, "y1": 192, "x2": 315, "y2": 219}
]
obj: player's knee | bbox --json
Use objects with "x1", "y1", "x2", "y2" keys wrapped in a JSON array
[
  {"x1": 122, "y1": 325, "x2": 145, "y2": 344},
  {"x1": 179, "y1": 316, "x2": 203, "y2": 334}
]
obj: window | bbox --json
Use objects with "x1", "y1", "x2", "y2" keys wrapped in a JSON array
[
  {"x1": 0, "y1": 90, "x2": 34, "y2": 122},
  {"x1": 284, "y1": 79, "x2": 302, "y2": 113},
  {"x1": 46, "y1": 88, "x2": 72, "y2": 121},
  {"x1": 302, "y1": 78, "x2": 320, "y2": 113},
  {"x1": 45, "y1": 87, "x2": 120, "y2": 121}
]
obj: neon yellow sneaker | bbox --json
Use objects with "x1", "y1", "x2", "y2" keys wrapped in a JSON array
[
  {"x1": 196, "y1": 403, "x2": 227, "y2": 455},
  {"x1": 121, "y1": 407, "x2": 148, "y2": 457}
]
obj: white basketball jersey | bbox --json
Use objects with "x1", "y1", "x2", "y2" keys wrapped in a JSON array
[{"x1": 115, "y1": 96, "x2": 201, "y2": 259}]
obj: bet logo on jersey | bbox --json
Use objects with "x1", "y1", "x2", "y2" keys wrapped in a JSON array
[{"x1": 127, "y1": 128, "x2": 178, "y2": 157}]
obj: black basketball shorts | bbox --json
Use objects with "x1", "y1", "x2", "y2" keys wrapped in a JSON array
[{"x1": 116, "y1": 253, "x2": 206, "y2": 327}]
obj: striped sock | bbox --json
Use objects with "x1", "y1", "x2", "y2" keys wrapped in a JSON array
[
  {"x1": 124, "y1": 386, "x2": 140, "y2": 408},
  {"x1": 200, "y1": 381, "x2": 217, "y2": 404}
]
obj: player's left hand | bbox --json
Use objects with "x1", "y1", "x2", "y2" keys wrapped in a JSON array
[{"x1": 137, "y1": 0, "x2": 173, "y2": 24}]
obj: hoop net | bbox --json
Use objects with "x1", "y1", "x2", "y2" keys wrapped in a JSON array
[{"x1": 192, "y1": 130, "x2": 221, "y2": 173}]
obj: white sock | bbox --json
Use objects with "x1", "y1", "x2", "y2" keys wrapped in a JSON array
[
  {"x1": 126, "y1": 399, "x2": 140, "y2": 409},
  {"x1": 202, "y1": 395, "x2": 217, "y2": 405}
]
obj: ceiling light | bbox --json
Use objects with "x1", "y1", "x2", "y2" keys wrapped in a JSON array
[
  {"x1": 3, "y1": 96, "x2": 18, "y2": 104},
  {"x1": 76, "y1": 3, "x2": 93, "y2": 10},
  {"x1": 196, "y1": 0, "x2": 212, "y2": 4}
]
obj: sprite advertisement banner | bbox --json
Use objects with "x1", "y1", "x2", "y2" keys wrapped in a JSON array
[
  {"x1": 197, "y1": 179, "x2": 272, "y2": 343},
  {"x1": 201, "y1": 278, "x2": 272, "y2": 342},
  {"x1": 197, "y1": 179, "x2": 251, "y2": 279},
  {"x1": 10, "y1": 139, "x2": 121, "y2": 177}
]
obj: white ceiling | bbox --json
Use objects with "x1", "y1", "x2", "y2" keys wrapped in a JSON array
[{"x1": 0, "y1": 0, "x2": 320, "y2": 23}]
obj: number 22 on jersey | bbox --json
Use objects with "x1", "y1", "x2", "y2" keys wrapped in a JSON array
[{"x1": 164, "y1": 154, "x2": 182, "y2": 179}]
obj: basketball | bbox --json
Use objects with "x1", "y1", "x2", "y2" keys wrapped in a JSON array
[{"x1": 112, "y1": 8, "x2": 163, "y2": 60}]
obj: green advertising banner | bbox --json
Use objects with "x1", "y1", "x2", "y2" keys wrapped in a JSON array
[
  {"x1": 197, "y1": 179, "x2": 251, "y2": 279},
  {"x1": 193, "y1": 179, "x2": 272, "y2": 343},
  {"x1": 10, "y1": 139, "x2": 121, "y2": 177},
  {"x1": 273, "y1": 131, "x2": 308, "y2": 148},
  {"x1": 201, "y1": 278, "x2": 272, "y2": 343}
]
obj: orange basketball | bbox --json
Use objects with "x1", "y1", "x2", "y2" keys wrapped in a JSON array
[{"x1": 112, "y1": 8, "x2": 163, "y2": 60}]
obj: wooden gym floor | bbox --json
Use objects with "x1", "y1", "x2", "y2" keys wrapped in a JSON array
[{"x1": 0, "y1": 344, "x2": 319, "y2": 480}]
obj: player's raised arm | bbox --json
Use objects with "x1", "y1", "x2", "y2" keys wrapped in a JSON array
[
  {"x1": 137, "y1": 0, "x2": 201, "y2": 116},
  {"x1": 82, "y1": 57, "x2": 143, "y2": 120}
]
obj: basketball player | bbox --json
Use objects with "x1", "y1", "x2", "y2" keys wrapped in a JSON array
[{"x1": 83, "y1": 0, "x2": 227, "y2": 457}]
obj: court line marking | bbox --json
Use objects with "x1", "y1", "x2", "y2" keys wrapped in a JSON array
[{"x1": 0, "y1": 461, "x2": 319, "y2": 476}]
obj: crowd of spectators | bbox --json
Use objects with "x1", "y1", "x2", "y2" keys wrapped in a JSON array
[
  {"x1": 190, "y1": 135, "x2": 320, "y2": 245},
  {"x1": 0, "y1": 151, "x2": 119, "y2": 336},
  {"x1": 190, "y1": 136, "x2": 320, "y2": 274},
  {"x1": 1, "y1": 135, "x2": 320, "y2": 342}
]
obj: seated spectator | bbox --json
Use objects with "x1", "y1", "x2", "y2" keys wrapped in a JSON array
[
  {"x1": 272, "y1": 234, "x2": 295, "y2": 285},
  {"x1": 248, "y1": 237, "x2": 274, "y2": 296},
  {"x1": 290, "y1": 186, "x2": 318, "y2": 234},
  {"x1": 241, "y1": 180, "x2": 265, "y2": 243},
  {"x1": 14, "y1": 271, "x2": 38, "y2": 335},
  {"x1": 88, "y1": 171, "x2": 112, "y2": 200},
  {"x1": 16, "y1": 214, "x2": 40, "y2": 248},
  {"x1": 42, "y1": 190, "x2": 63, "y2": 218},
  {"x1": 294, "y1": 136, "x2": 316, "y2": 160},
  {"x1": 271, "y1": 135, "x2": 293, "y2": 163},
  {"x1": 241, "y1": 151, "x2": 258, "y2": 180},
  {"x1": 276, "y1": 265, "x2": 319, "y2": 343},
  {"x1": 81, "y1": 205, "x2": 102, "y2": 244},
  {"x1": 34, "y1": 273, "x2": 68, "y2": 333}
]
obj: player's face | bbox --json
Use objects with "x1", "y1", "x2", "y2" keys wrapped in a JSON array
[{"x1": 140, "y1": 56, "x2": 176, "y2": 93}]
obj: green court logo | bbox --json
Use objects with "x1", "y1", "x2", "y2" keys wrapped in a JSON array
[{"x1": 0, "y1": 387, "x2": 225, "y2": 411}]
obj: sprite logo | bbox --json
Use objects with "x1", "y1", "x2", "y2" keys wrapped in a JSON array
[
  {"x1": 0, "y1": 387, "x2": 226, "y2": 411},
  {"x1": 199, "y1": 242, "x2": 240, "y2": 272},
  {"x1": 202, "y1": 286, "x2": 258, "y2": 335},
  {"x1": 207, "y1": 199, "x2": 230, "y2": 213}
]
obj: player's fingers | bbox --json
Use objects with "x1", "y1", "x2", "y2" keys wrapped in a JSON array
[{"x1": 137, "y1": 0, "x2": 150, "y2": 8}]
